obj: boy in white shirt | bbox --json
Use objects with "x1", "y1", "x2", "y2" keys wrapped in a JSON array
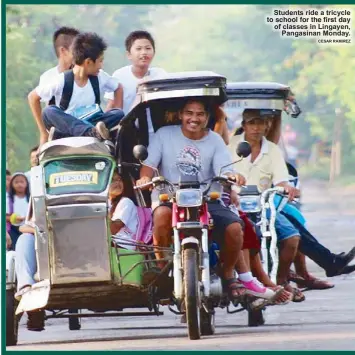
[
  {"x1": 29, "y1": 32, "x2": 124, "y2": 143},
  {"x1": 28, "y1": 26, "x2": 80, "y2": 146},
  {"x1": 105, "y1": 30, "x2": 166, "y2": 140}
]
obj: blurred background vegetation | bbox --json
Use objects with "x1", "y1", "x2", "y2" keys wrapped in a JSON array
[{"x1": 5, "y1": 5, "x2": 355, "y2": 183}]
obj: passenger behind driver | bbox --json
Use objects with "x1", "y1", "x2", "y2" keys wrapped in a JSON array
[
  {"x1": 229, "y1": 109, "x2": 355, "y2": 300},
  {"x1": 109, "y1": 170, "x2": 140, "y2": 251},
  {"x1": 29, "y1": 32, "x2": 124, "y2": 143}
]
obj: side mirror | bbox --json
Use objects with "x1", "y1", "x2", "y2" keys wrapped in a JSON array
[
  {"x1": 236, "y1": 141, "x2": 251, "y2": 158},
  {"x1": 133, "y1": 145, "x2": 148, "y2": 161}
]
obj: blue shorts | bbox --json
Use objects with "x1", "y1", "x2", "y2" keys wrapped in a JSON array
[{"x1": 275, "y1": 212, "x2": 300, "y2": 242}]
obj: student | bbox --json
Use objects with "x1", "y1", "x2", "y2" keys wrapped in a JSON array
[
  {"x1": 6, "y1": 173, "x2": 30, "y2": 249},
  {"x1": 15, "y1": 220, "x2": 45, "y2": 331},
  {"x1": 28, "y1": 26, "x2": 80, "y2": 146},
  {"x1": 28, "y1": 32, "x2": 124, "y2": 142},
  {"x1": 105, "y1": 30, "x2": 166, "y2": 140},
  {"x1": 109, "y1": 170, "x2": 140, "y2": 251}
]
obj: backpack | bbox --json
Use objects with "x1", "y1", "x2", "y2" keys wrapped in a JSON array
[
  {"x1": 134, "y1": 207, "x2": 153, "y2": 245},
  {"x1": 59, "y1": 70, "x2": 101, "y2": 111}
]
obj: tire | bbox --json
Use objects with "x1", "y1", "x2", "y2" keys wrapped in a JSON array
[
  {"x1": 68, "y1": 309, "x2": 81, "y2": 330},
  {"x1": 248, "y1": 308, "x2": 265, "y2": 327},
  {"x1": 6, "y1": 289, "x2": 19, "y2": 346},
  {"x1": 200, "y1": 307, "x2": 215, "y2": 336},
  {"x1": 183, "y1": 248, "x2": 200, "y2": 340}
]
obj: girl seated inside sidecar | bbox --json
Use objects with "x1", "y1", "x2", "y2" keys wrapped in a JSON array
[{"x1": 109, "y1": 169, "x2": 152, "y2": 250}]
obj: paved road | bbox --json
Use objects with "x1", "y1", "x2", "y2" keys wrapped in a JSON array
[{"x1": 8, "y1": 180, "x2": 355, "y2": 350}]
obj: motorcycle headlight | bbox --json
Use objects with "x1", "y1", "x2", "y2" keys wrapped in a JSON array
[
  {"x1": 239, "y1": 195, "x2": 261, "y2": 213},
  {"x1": 175, "y1": 189, "x2": 203, "y2": 207}
]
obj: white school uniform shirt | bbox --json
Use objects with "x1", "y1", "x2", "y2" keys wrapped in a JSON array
[
  {"x1": 6, "y1": 195, "x2": 29, "y2": 226},
  {"x1": 104, "y1": 65, "x2": 167, "y2": 136},
  {"x1": 35, "y1": 69, "x2": 120, "y2": 114},
  {"x1": 111, "y1": 197, "x2": 138, "y2": 251},
  {"x1": 38, "y1": 66, "x2": 61, "y2": 104}
]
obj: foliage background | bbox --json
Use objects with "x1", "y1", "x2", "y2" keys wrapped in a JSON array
[{"x1": 5, "y1": 5, "x2": 355, "y2": 179}]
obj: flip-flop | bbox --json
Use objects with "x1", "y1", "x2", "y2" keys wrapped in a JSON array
[
  {"x1": 300, "y1": 278, "x2": 334, "y2": 290},
  {"x1": 290, "y1": 287, "x2": 306, "y2": 302},
  {"x1": 269, "y1": 287, "x2": 293, "y2": 305},
  {"x1": 288, "y1": 271, "x2": 334, "y2": 290},
  {"x1": 250, "y1": 286, "x2": 288, "y2": 310}
]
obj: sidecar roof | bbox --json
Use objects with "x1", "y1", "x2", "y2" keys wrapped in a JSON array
[
  {"x1": 225, "y1": 81, "x2": 290, "y2": 111},
  {"x1": 38, "y1": 137, "x2": 113, "y2": 164},
  {"x1": 120, "y1": 71, "x2": 227, "y2": 125}
]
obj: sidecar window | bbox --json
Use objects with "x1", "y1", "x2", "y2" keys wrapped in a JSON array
[{"x1": 44, "y1": 158, "x2": 112, "y2": 195}]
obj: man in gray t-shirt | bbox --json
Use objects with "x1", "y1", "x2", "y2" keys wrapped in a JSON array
[
  {"x1": 144, "y1": 124, "x2": 233, "y2": 184},
  {"x1": 136, "y1": 99, "x2": 245, "y2": 299}
]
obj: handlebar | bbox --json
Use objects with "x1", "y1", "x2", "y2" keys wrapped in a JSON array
[
  {"x1": 260, "y1": 186, "x2": 286, "y2": 202},
  {"x1": 134, "y1": 175, "x2": 240, "y2": 193},
  {"x1": 133, "y1": 176, "x2": 176, "y2": 191}
]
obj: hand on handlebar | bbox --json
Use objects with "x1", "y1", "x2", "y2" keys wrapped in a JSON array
[
  {"x1": 283, "y1": 185, "x2": 300, "y2": 202},
  {"x1": 135, "y1": 176, "x2": 152, "y2": 190},
  {"x1": 226, "y1": 173, "x2": 246, "y2": 186}
]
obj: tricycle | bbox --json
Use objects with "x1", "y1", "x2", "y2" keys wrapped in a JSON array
[
  {"x1": 224, "y1": 81, "x2": 302, "y2": 283},
  {"x1": 6, "y1": 71, "x2": 256, "y2": 345}
]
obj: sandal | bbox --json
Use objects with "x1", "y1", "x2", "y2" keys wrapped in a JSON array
[
  {"x1": 250, "y1": 286, "x2": 287, "y2": 310},
  {"x1": 283, "y1": 283, "x2": 306, "y2": 303},
  {"x1": 288, "y1": 271, "x2": 334, "y2": 290},
  {"x1": 222, "y1": 278, "x2": 247, "y2": 300},
  {"x1": 269, "y1": 286, "x2": 293, "y2": 305}
]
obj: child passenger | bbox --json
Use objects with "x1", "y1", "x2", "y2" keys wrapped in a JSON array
[
  {"x1": 109, "y1": 170, "x2": 140, "y2": 251},
  {"x1": 6, "y1": 172, "x2": 30, "y2": 249},
  {"x1": 29, "y1": 32, "x2": 124, "y2": 142}
]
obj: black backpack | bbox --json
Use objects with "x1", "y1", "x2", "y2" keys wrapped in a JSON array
[{"x1": 48, "y1": 70, "x2": 100, "y2": 110}]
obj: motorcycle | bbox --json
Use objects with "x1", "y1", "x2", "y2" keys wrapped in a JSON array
[{"x1": 132, "y1": 141, "x2": 251, "y2": 339}]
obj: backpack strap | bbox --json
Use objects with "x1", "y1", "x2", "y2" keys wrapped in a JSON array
[
  {"x1": 88, "y1": 75, "x2": 100, "y2": 105},
  {"x1": 59, "y1": 70, "x2": 75, "y2": 111},
  {"x1": 59, "y1": 71, "x2": 101, "y2": 111}
]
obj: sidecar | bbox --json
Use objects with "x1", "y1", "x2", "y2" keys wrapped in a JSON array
[{"x1": 6, "y1": 137, "x2": 174, "y2": 346}]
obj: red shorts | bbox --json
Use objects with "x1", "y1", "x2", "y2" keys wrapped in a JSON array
[{"x1": 239, "y1": 211, "x2": 261, "y2": 250}]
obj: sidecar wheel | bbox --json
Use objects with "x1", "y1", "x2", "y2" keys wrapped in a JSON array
[
  {"x1": 68, "y1": 309, "x2": 81, "y2": 330},
  {"x1": 6, "y1": 289, "x2": 20, "y2": 346},
  {"x1": 183, "y1": 248, "x2": 200, "y2": 340},
  {"x1": 248, "y1": 308, "x2": 265, "y2": 327},
  {"x1": 200, "y1": 308, "x2": 215, "y2": 336}
]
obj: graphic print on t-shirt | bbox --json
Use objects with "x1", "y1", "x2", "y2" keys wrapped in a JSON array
[{"x1": 176, "y1": 145, "x2": 202, "y2": 176}]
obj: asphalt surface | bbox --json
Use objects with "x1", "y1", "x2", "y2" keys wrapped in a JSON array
[{"x1": 8, "y1": 180, "x2": 355, "y2": 350}]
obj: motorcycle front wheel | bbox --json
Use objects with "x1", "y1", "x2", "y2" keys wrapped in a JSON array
[{"x1": 183, "y1": 247, "x2": 200, "y2": 340}]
